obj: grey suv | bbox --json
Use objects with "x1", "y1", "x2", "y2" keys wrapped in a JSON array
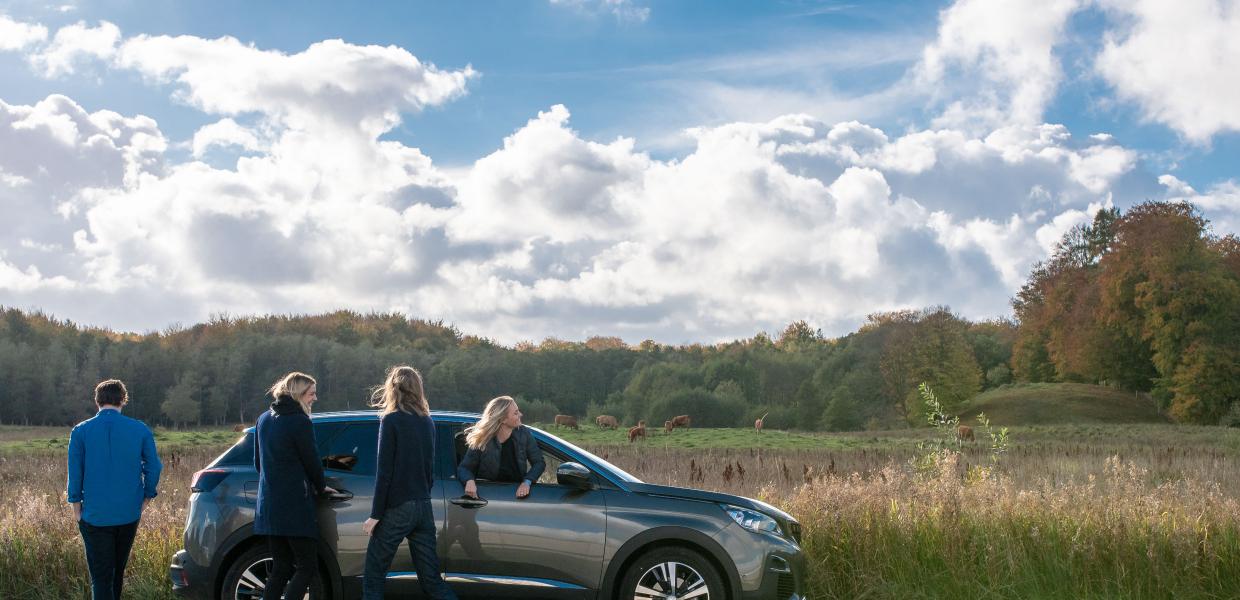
[{"x1": 169, "y1": 410, "x2": 805, "y2": 599}]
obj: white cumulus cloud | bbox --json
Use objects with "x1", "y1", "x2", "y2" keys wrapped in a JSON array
[
  {"x1": 117, "y1": 35, "x2": 475, "y2": 136},
  {"x1": 1096, "y1": 0, "x2": 1240, "y2": 141},
  {"x1": 29, "y1": 20, "x2": 120, "y2": 77},
  {"x1": 917, "y1": 0, "x2": 1081, "y2": 131},
  {"x1": 0, "y1": 15, "x2": 48, "y2": 51},
  {"x1": 191, "y1": 118, "x2": 263, "y2": 158}
]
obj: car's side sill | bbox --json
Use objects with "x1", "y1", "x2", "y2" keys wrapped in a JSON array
[{"x1": 386, "y1": 571, "x2": 587, "y2": 589}]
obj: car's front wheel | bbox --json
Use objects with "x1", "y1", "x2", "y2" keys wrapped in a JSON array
[
  {"x1": 219, "y1": 544, "x2": 327, "y2": 600},
  {"x1": 619, "y1": 546, "x2": 727, "y2": 600}
]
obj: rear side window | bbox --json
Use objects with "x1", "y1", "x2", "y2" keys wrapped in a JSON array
[
  {"x1": 219, "y1": 422, "x2": 349, "y2": 465},
  {"x1": 313, "y1": 422, "x2": 350, "y2": 454},
  {"x1": 321, "y1": 422, "x2": 380, "y2": 475},
  {"x1": 214, "y1": 433, "x2": 254, "y2": 466}
]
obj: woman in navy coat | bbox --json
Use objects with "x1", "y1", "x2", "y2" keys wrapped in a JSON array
[{"x1": 253, "y1": 371, "x2": 336, "y2": 600}]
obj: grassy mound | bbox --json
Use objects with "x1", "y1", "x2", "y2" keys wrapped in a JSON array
[{"x1": 962, "y1": 382, "x2": 1167, "y2": 425}]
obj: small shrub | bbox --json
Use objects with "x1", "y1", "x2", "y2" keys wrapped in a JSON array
[{"x1": 1220, "y1": 402, "x2": 1240, "y2": 427}]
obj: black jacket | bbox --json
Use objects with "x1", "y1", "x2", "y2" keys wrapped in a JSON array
[
  {"x1": 253, "y1": 395, "x2": 327, "y2": 538},
  {"x1": 456, "y1": 425, "x2": 545, "y2": 485}
]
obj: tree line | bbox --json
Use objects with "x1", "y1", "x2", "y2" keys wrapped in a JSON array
[
  {"x1": 0, "y1": 306, "x2": 1008, "y2": 430},
  {"x1": 1, "y1": 200, "x2": 1234, "y2": 429}
]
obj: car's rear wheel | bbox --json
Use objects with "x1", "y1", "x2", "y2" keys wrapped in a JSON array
[
  {"x1": 619, "y1": 546, "x2": 727, "y2": 600},
  {"x1": 220, "y1": 544, "x2": 327, "y2": 600}
]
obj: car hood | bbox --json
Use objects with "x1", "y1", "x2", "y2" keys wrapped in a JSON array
[{"x1": 626, "y1": 482, "x2": 795, "y2": 522}]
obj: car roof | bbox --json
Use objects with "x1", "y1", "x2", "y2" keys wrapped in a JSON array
[{"x1": 309, "y1": 410, "x2": 482, "y2": 424}]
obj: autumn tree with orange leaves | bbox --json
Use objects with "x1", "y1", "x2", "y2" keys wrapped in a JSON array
[{"x1": 1013, "y1": 202, "x2": 1240, "y2": 423}]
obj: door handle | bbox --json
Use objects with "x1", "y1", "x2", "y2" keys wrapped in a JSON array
[
  {"x1": 450, "y1": 496, "x2": 488, "y2": 509},
  {"x1": 324, "y1": 489, "x2": 353, "y2": 502}
]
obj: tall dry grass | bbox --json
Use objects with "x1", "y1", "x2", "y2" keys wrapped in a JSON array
[
  {"x1": 3, "y1": 433, "x2": 1239, "y2": 598},
  {"x1": 0, "y1": 446, "x2": 223, "y2": 599},
  {"x1": 779, "y1": 454, "x2": 1240, "y2": 599},
  {"x1": 595, "y1": 435, "x2": 1240, "y2": 497}
]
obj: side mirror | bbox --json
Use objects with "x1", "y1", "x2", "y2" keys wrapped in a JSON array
[{"x1": 556, "y1": 462, "x2": 594, "y2": 489}]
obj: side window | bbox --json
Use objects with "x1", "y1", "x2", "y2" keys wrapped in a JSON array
[
  {"x1": 441, "y1": 425, "x2": 570, "y2": 485},
  {"x1": 313, "y1": 422, "x2": 349, "y2": 455},
  {"x1": 215, "y1": 433, "x2": 254, "y2": 466},
  {"x1": 437, "y1": 423, "x2": 465, "y2": 479},
  {"x1": 322, "y1": 422, "x2": 379, "y2": 475}
]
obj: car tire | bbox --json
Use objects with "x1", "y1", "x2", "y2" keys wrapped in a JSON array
[
  {"x1": 619, "y1": 545, "x2": 728, "y2": 600},
  {"x1": 219, "y1": 543, "x2": 328, "y2": 600}
]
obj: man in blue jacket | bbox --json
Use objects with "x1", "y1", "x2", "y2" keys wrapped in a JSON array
[{"x1": 66, "y1": 379, "x2": 162, "y2": 600}]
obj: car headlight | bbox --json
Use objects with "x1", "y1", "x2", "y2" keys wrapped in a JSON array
[{"x1": 721, "y1": 504, "x2": 781, "y2": 536}]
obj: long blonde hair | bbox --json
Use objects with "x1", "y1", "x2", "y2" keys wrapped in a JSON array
[
  {"x1": 268, "y1": 372, "x2": 316, "y2": 415},
  {"x1": 465, "y1": 396, "x2": 516, "y2": 450},
  {"x1": 370, "y1": 365, "x2": 429, "y2": 416}
]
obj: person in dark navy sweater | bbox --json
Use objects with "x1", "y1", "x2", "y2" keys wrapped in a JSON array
[
  {"x1": 361, "y1": 365, "x2": 457, "y2": 600},
  {"x1": 67, "y1": 379, "x2": 162, "y2": 600},
  {"x1": 253, "y1": 371, "x2": 337, "y2": 600}
]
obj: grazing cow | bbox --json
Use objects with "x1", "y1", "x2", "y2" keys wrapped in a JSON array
[
  {"x1": 595, "y1": 415, "x2": 619, "y2": 429},
  {"x1": 670, "y1": 414, "x2": 691, "y2": 429},
  {"x1": 628, "y1": 421, "x2": 647, "y2": 443},
  {"x1": 755, "y1": 412, "x2": 769, "y2": 433},
  {"x1": 664, "y1": 420, "x2": 674, "y2": 433},
  {"x1": 957, "y1": 425, "x2": 975, "y2": 442},
  {"x1": 554, "y1": 414, "x2": 579, "y2": 430}
]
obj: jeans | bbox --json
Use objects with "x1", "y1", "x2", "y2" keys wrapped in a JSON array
[
  {"x1": 264, "y1": 535, "x2": 318, "y2": 600},
  {"x1": 78, "y1": 519, "x2": 139, "y2": 600},
  {"x1": 363, "y1": 499, "x2": 457, "y2": 600}
]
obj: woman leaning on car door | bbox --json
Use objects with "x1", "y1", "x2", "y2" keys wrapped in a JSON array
[
  {"x1": 457, "y1": 395, "x2": 546, "y2": 499},
  {"x1": 252, "y1": 371, "x2": 337, "y2": 600}
]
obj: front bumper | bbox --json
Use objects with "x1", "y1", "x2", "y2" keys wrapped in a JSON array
[
  {"x1": 714, "y1": 520, "x2": 807, "y2": 600},
  {"x1": 747, "y1": 552, "x2": 807, "y2": 600},
  {"x1": 739, "y1": 550, "x2": 808, "y2": 600}
]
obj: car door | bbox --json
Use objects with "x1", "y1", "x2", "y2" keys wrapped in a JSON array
[
  {"x1": 314, "y1": 421, "x2": 379, "y2": 581},
  {"x1": 320, "y1": 419, "x2": 452, "y2": 597},
  {"x1": 438, "y1": 424, "x2": 608, "y2": 599}
]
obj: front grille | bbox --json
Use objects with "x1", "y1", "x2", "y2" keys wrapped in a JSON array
[{"x1": 777, "y1": 573, "x2": 795, "y2": 598}]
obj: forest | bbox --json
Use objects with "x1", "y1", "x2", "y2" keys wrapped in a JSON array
[{"x1": 1, "y1": 201, "x2": 1236, "y2": 430}]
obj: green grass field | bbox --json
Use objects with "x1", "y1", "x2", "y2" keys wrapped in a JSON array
[
  {"x1": 532, "y1": 421, "x2": 875, "y2": 449},
  {"x1": 0, "y1": 426, "x2": 246, "y2": 453}
]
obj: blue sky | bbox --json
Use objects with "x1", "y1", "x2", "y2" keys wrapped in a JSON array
[
  {"x1": 1, "y1": 0, "x2": 1237, "y2": 343},
  {"x1": 2, "y1": 1, "x2": 945, "y2": 163}
]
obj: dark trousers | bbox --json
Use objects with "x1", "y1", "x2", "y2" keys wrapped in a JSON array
[
  {"x1": 78, "y1": 519, "x2": 139, "y2": 600},
  {"x1": 264, "y1": 535, "x2": 319, "y2": 600},
  {"x1": 363, "y1": 499, "x2": 457, "y2": 600}
]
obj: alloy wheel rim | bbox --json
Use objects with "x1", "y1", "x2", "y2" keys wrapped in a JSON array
[
  {"x1": 234, "y1": 558, "x2": 311, "y2": 600},
  {"x1": 632, "y1": 560, "x2": 710, "y2": 600}
]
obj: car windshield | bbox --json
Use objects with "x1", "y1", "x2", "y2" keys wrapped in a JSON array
[{"x1": 534, "y1": 426, "x2": 643, "y2": 484}]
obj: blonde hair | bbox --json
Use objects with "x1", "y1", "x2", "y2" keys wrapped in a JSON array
[
  {"x1": 465, "y1": 396, "x2": 516, "y2": 450},
  {"x1": 268, "y1": 372, "x2": 316, "y2": 415},
  {"x1": 370, "y1": 365, "x2": 429, "y2": 416}
]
